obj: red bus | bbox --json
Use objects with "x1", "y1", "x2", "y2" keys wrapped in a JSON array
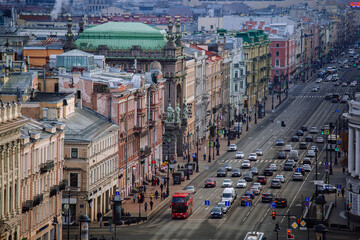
[{"x1": 171, "y1": 192, "x2": 193, "y2": 219}]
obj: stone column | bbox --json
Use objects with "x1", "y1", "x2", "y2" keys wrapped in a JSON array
[
  {"x1": 0, "y1": 146, "x2": 3, "y2": 219},
  {"x1": 349, "y1": 127, "x2": 355, "y2": 174},
  {"x1": 356, "y1": 129, "x2": 360, "y2": 176}
]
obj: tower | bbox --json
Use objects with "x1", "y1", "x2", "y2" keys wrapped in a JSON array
[{"x1": 63, "y1": 16, "x2": 76, "y2": 52}]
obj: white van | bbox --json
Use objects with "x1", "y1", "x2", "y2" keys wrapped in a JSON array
[
  {"x1": 222, "y1": 188, "x2": 237, "y2": 204},
  {"x1": 289, "y1": 150, "x2": 298, "y2": 161}
]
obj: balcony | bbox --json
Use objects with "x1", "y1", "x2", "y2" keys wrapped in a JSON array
[
  {"x1": 40, "y1": 160, "x2": 55, "y2": 174},
  {"x1": 22, "y1": 200, "x2": 34, "y2": 213},
  {"x1": 33, "y1": 193, "x2": 44, "y2": 207},
  {"x1": 140, "y1": 146, "x2": 152, "y2": 158},
  {"x1": 59, "y1": 179, "x2": 68, "y2": 191},
  {"x1": 50, "y1": 185, "x2": 59, "y2": 197},
  {"x1": 40, "y1": 163, "x2": 48, "y2": 174}
]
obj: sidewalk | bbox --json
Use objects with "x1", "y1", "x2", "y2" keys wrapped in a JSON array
[{"x1": 88, "y1": 80, "x2": 298, "y2": 228}]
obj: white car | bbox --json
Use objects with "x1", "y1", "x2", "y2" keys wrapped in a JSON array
[
  {"x1": 316, "y1": 137, "x2": 324, "y2": 143},
  {"x1": 249, "y1": 153, "x2": 258, "y2": 161},
  {"x1": 312, "y1": 86, "x2": 318, "y2": 92},
  {"x1": 275, "y1": 175, "x2": 285, "y2": 183},
  {"x1": 307, "y1": 150, "x2": 316, "y2": 157},
  {"x1": 229, "y1": 144, "x2": 237, "y2": 151},
  {"x1": 241, "y1": 160, "x2": 251, "y2": 168},
  {"x1": 269, "y1": 163, "x2": 278, "y2": 171},
  {"x1": 185, "y1": 185, "x2": 196, "y2": 193},
  {"x1": 222, "y1": 179, "x2": 233, "y2": 188},
  {"x1": 236, "y1": 179, "x2": 247, "y2": 188},
  {"x1": 252, "y1": 182, "x2": 263, "y2": 191},
  {"x1": 284, "y1": 145, "x2": 292, "y2": 151},
  {"x1": 250, "y1": 186, "x2": 261, "y2": 195},
  {"x1": 315, "y1": 78, "x2": 323, "y2": 83},
  {"x1": 310, "y1": 127, "x2": 318, "y2": 134},
  {"x1": 235, "y1": 151, "x2": 245, "y2": 159},
  {"x1": 344, "y1": 65, "x2": 350, "y2": 69},
  {"x1": 303, "y1": 164, "x2": 312, "y2": 172}
]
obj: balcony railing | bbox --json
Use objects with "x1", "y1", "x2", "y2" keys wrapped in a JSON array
[
  {"x1": 22, "y1": 200, "x2": 34, "y2": 213},
  {"x1": 50, "y1": 185, "x2": 59, "y2": 197},
  {"x1": 40, "y1": 160, "x2": 55, "y2": 174},
  {"x1": 140, "y1": 146, "x2": 152, "y2": 158},
  {"x1": 59, "y1": 179, "x2": 68, "y2": 191},
  {"x1": 33, "y1": 193, "x2": 44, "y2": 207}
]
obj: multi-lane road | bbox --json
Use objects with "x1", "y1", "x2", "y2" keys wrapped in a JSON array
[{"x1": 82, "y1": 53, "x2": 360, "y2": 240}]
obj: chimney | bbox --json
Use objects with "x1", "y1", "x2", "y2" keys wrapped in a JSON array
[{"x1": 42, "y1": 107, "x2": 48, "y2": 120}]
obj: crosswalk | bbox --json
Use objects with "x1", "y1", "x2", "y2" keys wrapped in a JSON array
[
  {"x1": 290, "y1": 95, "x2": 325, "y2": 99},
  {"x1": 218, "y1": 158, "x2": 324, "y2": 165}
]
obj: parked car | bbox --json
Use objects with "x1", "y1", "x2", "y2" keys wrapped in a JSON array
[
  {"x1": 231, "y1": 168, "x2": 242, "y2": 177},
  {"x1": 274, "y1": 197, "x2": 287, "y2": 208},
  {"x1": 317, "y1": 184, "x2": 337, "y2": 193},
  {"x1": 242, "y1": 160, "x2": 251, "y2": 169},
  {"x1": 228, "y1": 144, "x2": 237, "y2": 151},
  {"x1": 293, "y1": 172, "x2": 304, "y2": 181},
  {"x1": 211, "y1": 207, "x2": 223, "y2": 218},
  {"x1": 271, "y1": 179, "x2": 281, "y2": 188},
  {"x1": 249, "y1": 153, "x2": 258, "y2": 161},
  {"x1": 205, "y1": 178, "x2": 216, "y2": 188},
  {"x1": 261, "y1": 193, "x2": 274, "y2": 203},
  {"x1": 257, "y1": 176, "x2": 267, "y2": 185},
  {"x1": 235, "y1": 151, "x2": 245, "y2": 159},
  {"x1": 236, "y1": 179, "x2": 247, "y2": 188}
]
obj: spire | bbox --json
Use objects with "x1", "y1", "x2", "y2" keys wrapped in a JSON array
[
  {"x1": 79, "y1": 16, "x2": 85, "y2": 34},
  {"x1": 175, "y1": 18, "x2": 182, "y2": 47},
  {"x1": 165, "y1": 19, "x2": 176, "y2": 49},
  {"x1": 63, "y1": 15, "x2": 76, "y2": 52}
]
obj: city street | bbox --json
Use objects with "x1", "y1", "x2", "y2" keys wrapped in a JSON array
[{"x1": 67, "y1": 54, "x2": 360, "y2": 240}]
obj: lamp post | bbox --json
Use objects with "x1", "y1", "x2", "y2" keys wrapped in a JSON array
[
  {"x1": 272, "y1": 77, "x2": 275, "y2": 110},
  {"x1": 246, "y1": 98, "x2": 249, "y2": 131},
  {"x1": 196, "y1": 126, "x2": 199, "y2": 172},
  {"x1": 52, "y1": 217, "x2": 58, "y2": 240},
  {"x1": 112, "y1": 189, "x2": 123, "y2": 239},
  {"x1": 228, "y1": 104, "x2": 231, "y2": 146},
  {"x1": 280, "y1": 72, "x2": 284, "y2": 103}
]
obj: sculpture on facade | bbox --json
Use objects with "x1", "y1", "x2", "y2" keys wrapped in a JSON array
[
  {"x1": 182, "y1": 98, "x2": 188, "y2": 119},
  {"x1": 175, "y1": 103, "x2": 181, "y2": 123},
  {"x1": 166, "y1": 105, "x2": 175, "y2": 123}
]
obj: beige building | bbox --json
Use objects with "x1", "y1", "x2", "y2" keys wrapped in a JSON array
[
  {"x1": 19, "y1": 118, "x2": 65, "y2": 240},
  {"x1": 184, "y1": 58, "x2": 196, "y2": 148},
  {"x1": 0, "y1": 102, "x2": 26, "y2": 240}
]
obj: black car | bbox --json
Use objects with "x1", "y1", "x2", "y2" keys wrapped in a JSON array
[
  {"x1": 217, "y1": 168, "x2": 227, "y2": 177},
  {"x1": 299, "y1": 142, "x2": 307, "y2": 149},
  {"x1": 274, "y1": 197, "x2": 287, "y2": 208},
  {"x1": 325, "y1": 93, "x2": 333, "y2": 100},
  {"x1": 211, "y1": 207, "x2": 223, "y2": 218},
  {"x1": 296, "y1": 130, "x2": 304, "y2": 136},
  {"x1": 291, "y1": 136, "x2": 299, "y2": 142},
  {"x1": 301, "y1": 125, "x2": 308, "y2": 131},
  {"x1": 261, "y1": 193, "x2": 274, "y2": 203},
  {"x1": 250, "y1": 167, "x2": 259, "y2": 175},
  {"x1": 276, "y1": 139, "x2": 285, "y2": 146},
  {"x1": 303, "y1": 158, "x2": 312, "y2": 165},
  {"x1": 243, "y1": 172, "x2": 253, "y2": 182},
  {"x1": 305, "y1": 135, "x2": 313, "y2": 142},
  {"x1": 263, "y1": 168, "x2": 273, "y2": 176},
  {"x1": 277, "y1": 152, "x2": 287, "y2": 159},
  {"x1": 231, "y1": 168, "x2": 242, "y2": 177},
  {"x1": 283, "y1": 163, "x2": 293, "y2": 171}
]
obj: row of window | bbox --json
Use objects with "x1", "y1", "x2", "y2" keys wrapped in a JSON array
[{"x1": 88, "y1": 156, "x2": 119, "y2": 186}]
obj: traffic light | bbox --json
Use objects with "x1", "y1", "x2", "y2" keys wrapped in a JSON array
[
  {"x1": 287, "y1": 229, "x2": 294, "y2": 239},
  {"x1": 297, "y1": 218, "x2": 300, "y2": 225},
  {"x1": 222, "y1": 127, "x2": 225, "y2": 134},
  {"x1": 272, "y1": 211, "x2": 276, "y2": 220},
  {"x1": 243, "y1": 99, "x2": 248, "y2": 108},
  {"x1": 138, "y1": 194, "x2": 144, "y2": 203},
  {"x1": 321, "y1": 130, "x2": 324, "y2": 135}
]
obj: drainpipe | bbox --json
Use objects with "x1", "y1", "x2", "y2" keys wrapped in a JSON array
[
  {"x1": 125, "y1": 91, "x2": 132, "y2": 196},
  {"x1": 108, "y1": 97, "x2": 112, "y2": 121}
]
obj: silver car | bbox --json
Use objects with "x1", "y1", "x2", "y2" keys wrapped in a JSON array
[
  {"x1": 235, "y1": 151, "x2": 245, "y2": 159},
  {"x1": 216, "y1": 201, "x2": 230, "y2": 213},
  {"x1": 307, "y1": 150, "x2": 315, "y2": 157},
  {"x1": 236, "y1": 179, "x2": 247, "y2": 188}
]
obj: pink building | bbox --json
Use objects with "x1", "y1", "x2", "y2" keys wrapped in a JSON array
[{"x1": 269, "y1": 33, "x2": 296, "y2": 89}]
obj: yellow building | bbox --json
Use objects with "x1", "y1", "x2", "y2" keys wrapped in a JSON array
[
  {"x1": 0, "y1": 102, "x2": 27, "y2": 240},
  {"x1": 236, "y1": 30, "x2": 270, "y2": 108}
]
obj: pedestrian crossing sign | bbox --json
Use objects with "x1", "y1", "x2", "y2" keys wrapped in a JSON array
[
  {"x1": 225, "y1": 201, "x2": 230, "y2": 207},
  {"x1": 205, "y1": 200, "x2": 210, "y2": 206},
  {"x1": 246, "y1": 202, "x2": 251, "y2": 207}
]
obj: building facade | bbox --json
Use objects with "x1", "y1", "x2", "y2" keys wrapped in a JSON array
[
  {"x1": 344, "y1": 99, "x2": 360, "y2": 218},
  {"x1": 0, "y1": 102, "x2": 26, "y2": 240},
  {"x1": 20, "y1": 119, "x2": 65, "y2": 240}
]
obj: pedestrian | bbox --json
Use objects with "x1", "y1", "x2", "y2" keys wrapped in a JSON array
[
  {"x1": 150, "y1": 200, "x2": 153, "y2": 210},
  {"x1": 144, "y1": 202, "x2": 148, "y2": 212},
  {"x1": 150, "y1": 193, "x2": 153, "y2": 201},
  {"x1": 160, "y1": 183, "x2": 164, "y2": 193},
  {"x1": 155, "y1": 190, "x2": 159, "y2": 199},
  {"x1": 343, "y1": 167, "x2": 345, "y2": 174},
  {"x1": 162, "y1": 192, "x2": 166, "y2": 199},
  {"x1": 133, "y1": 194, "x2": 136, "y2": 203},
  {"x1": 157, "y1": 177, "x2": 160, "y2": 186},
  {"x1": 144, "y1": 185, "x2": 146, "y2": 193},
  {"x1": 341, "y1": 188, "x2": 345, "y2": 198},
  {"x1": 97, "y1": 212, "x2": 102, "y2": 223},
  {"x1": 155, "y1": 178, "x2": 158, "y2": 186}
]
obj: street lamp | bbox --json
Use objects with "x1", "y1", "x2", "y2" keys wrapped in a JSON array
[
  {"x1": 52, "y1": 217, "x2": 58, "y2": 240},
  {"x1": 196, "y1": 126, "x2": 199, "y2": 172},
  {"x1": 227, "y1": 104, "x2": 231, "y2": 146}
]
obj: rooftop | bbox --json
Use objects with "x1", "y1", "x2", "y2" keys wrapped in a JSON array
[
  {"x1": 0, "y1": 71, "x2": 37, "y2": 93},
  {"x1": 62, "y1": 107, "x2": 119, "y2": 142},
  {"x1": 27, "y1": 92, "x2": 74, "y2": 103}
]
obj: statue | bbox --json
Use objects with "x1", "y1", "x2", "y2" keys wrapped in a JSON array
[
  {"x1": 175, "y1": 103, "x2": 181, "y2": 123},
  {"x1": 182, "y1": 98, "x2": 188, "y2": 119},
  {"x1": 166, "y1": 105, "x2": 175, "y2": 123}
]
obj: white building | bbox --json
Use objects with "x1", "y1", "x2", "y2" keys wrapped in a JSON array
[{"x1": 343, "y1": 98, "x2": 360, "y2": 217}]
